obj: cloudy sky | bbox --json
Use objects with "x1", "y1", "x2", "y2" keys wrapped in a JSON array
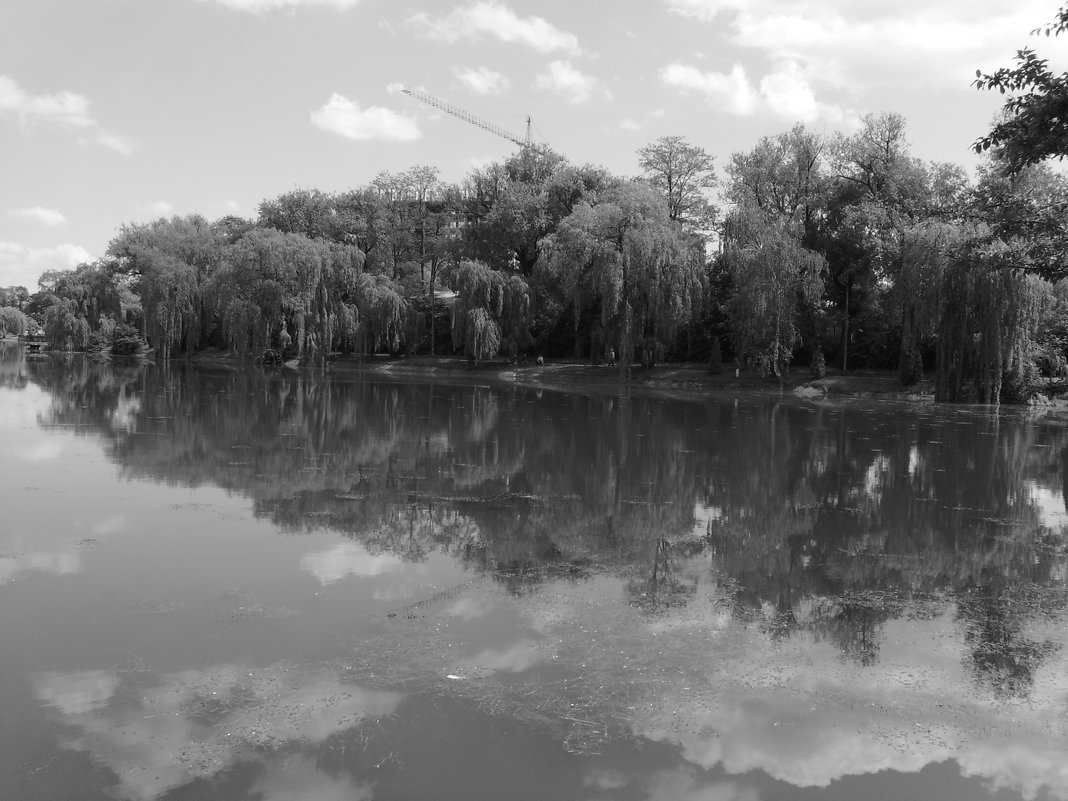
[{"x1": 1, "y1": 0, "x2": 1064, "y2": 291}]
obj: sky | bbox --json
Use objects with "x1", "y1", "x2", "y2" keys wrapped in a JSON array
[{"x1": 1, "y1": 0, "x2": 1065, "y2": 292}]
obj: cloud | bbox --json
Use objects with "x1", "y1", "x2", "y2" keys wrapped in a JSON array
[
  {"x1": 0, "y1": 75, "x2": 131, "y2": 153},
  {"x1": 460, "y1": 642, "x2": 544, "y2": 673},
  {"x1": 660, "y1": 62, "x2": 758, "y2": 115},
  {"x1": 0, "y1": 241, "x2": 94, "y2": 291},
  {"x1": 11, "y1": 206, "x2": 66, "y2": 227},
  {"x1": 453, "y1": 66, "x2": 511, "y2": 95},
  {"x1": 409, "y1": 2, "x2": 581, "y2": 54},
  {"x1": 534, "y1": 61, "x2": 600, "y2": 104},
  {"x1": 0, "y1": 551, "x2": 82, "y2": 584},
  {"x1": 33, "y1": 670, "x2": 119, "y2": 715},
  {"x1": 252, "y1": 756, "x2": 373, "y2": 801},
  {"x1": 663, "y1": 0, "x2": 744, "y2": 21},
  {"x1": 147, "y1": 200, "x2": 175, "y2": 217},
  {"x1": 30, "y1": 663, "x2": 402, "y2": 801},
  {"x1": 662, "y1": 0, "x2": 1063, "y2": 91},
  {"x1": 310, "y1": 94, "x2": 420, "y2": 142},
  {"x1": 758, "y1": 61, "x2": 857, "y2": 127},
  {"x1": 204, "y1": 0, "x2": 360, "y2": 10},
  {"x1": 300, "y1": 541, "x2": 405, "y2": 585},
  {"x1": 660, "y1": 59, "x2": 857, "y2": 124}
]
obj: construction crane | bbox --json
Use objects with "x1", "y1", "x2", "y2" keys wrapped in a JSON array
[{"x1": 402, "y1": 85, "x2": 532, "y2": 149}]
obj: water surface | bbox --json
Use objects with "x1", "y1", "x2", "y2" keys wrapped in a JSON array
[{"x1": 1, "y1": 343, "x2": 1065, "y2": 800}]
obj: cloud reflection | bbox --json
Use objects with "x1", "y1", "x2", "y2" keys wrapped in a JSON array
[
  {"x1": 252, "y1": 755, "x2": 374, "y2": 801},
  {"x1": 0, "y1": 550, "x2": 81, "y2": 583},
  {"x1": 300, "y1": 541, "x2": 404, "y2": 585},
  {"x1": 30, "y1": 662, "x2": 402, "y2": 801}
]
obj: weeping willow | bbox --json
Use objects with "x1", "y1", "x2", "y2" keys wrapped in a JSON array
[
  {"x1": 450, "y1": 260, "x2": 532, "y2": 363},
  {"x1": 935, "y1": 234, "x2": 1051, "y2": 403},
  {"x1": 896, "y1": 222, "x2": 958, "y2": 385},
  {"x1": 724, "y1": 206, "x2": 825, "y2": 378}
]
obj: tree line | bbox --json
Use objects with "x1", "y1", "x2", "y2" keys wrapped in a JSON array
[{"x1": 3, "y1": 6, "x2": 1068, "y2": 402}]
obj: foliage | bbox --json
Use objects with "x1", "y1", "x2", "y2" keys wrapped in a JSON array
[
  {"x1": 935, "y1": 232, "x2": 1050, "y2": 403},
  {"x1": 540, "y1": 183, "x2": 704, "y2": 377},
  {"x1": 708, "y1": 335, "x2": 723, "y2": 375},
  {"x1": 973, "y1": 4, "x2": 1068, "y2": 173},
  {"x1": 355, "y1": 273, "x2": 408, "y2": 355},
  {"x1": 450, "y1": 260, "x2": 531, "y2": 363},
  {"x1": 724, "y1": 205, "x2": 826, "y2": 378},
  {"x1": 637, "y1": 135, "x2": 717, "y2": 228},
  {"x1": 16, "y1": 111, "x2": 1068, "y2": 398},
  {"x1": 810, "y1": 346, "x2": 826, "y2": 379},
  {"x1": 0, "y1": 306, "x2": 29, "y2": 337}
]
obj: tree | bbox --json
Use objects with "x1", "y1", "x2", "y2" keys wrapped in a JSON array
[
  {"x1": 637, "y1": 135, "x2": 717, "y2": 228},
  {"x1": 540, "y1": 183, "x2": 705, "y2": 377},
  {"x1": 0, "y1": 286, "x2": 29, "y2": 311},
  {"x1": 974, "y1": 5, "x2": 1068, "y2": 173},
  {"x1": 450, "y1": 260, "x2": 532, "y2": 363},
  {"x1": 354, "y1": 272, "x2": 408, "y2": 356},
  {"x1": 726, "y1": 124, "x2": 826, "y2": 231},
  {"x1": 0, "y1": 306, "x2": 28, "y2": 337},
  {"x1": 934, "y1": 231, "x2": 1050, "y2": 403},
  {"x1": 464, "y1": 146, "x2": 569, "y2": 276},
  {"x1": 722, "y1": 204, "x2": 826, "y2": 378}
]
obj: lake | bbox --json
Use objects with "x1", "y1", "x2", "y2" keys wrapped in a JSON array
[{"x1": 1, "y1": 341, "x2": 1066, "y2": 801}]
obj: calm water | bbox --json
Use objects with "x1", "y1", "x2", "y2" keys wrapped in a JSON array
[{"x1": 1, "y1": 342, "x2": 1066, "y2": 801}]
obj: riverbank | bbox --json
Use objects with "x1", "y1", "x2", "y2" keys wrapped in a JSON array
[{"x1": 327, "y1": 354, "x2": 937, "y2": 403}]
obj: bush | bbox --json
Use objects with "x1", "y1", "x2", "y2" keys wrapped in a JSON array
[
  {"x1": 111, "y1": 335, "x2": 144, "y2": 356},
  {"x1": 809, "y1": 346, "x2": 826, "y2": 379},
  {"x1": 708, "y1": 336, "x2": 723, "y2": 375}
]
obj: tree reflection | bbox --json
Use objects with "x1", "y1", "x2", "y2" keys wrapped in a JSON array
[{"x1": 22, "y1": 354, "x2": 1068, "y2": 698}]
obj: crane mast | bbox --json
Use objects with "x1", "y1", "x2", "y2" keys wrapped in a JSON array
[{"x1": 402, "y1": 86, "x2": 531, "y2": 148}]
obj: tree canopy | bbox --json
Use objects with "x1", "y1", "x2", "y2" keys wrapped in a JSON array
[{"x1": 974, "y1": 4, "x2": 1068, "y2": 173}]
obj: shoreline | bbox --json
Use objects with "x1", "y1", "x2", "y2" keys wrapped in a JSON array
[
  {"x1": 324, "y1": 354, "x2": 937, "y2": 404},
  {"x1": 18, "y1": 341, "x2": 1068, "y2": 406}
]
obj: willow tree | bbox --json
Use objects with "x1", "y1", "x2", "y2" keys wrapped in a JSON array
[
  {"x1": 354, "y1": 272, "x2": 408, "y2": 356},
  {"x1": 540, "y1": 183, "x2": 704, "y2": 378},
  {"x1": 935, "y1": 232, "x2": 1051, "y2": 403},
  {"x1": 895, "y1": 222, "x2": 960, "y2": 384},
  {"x1": 723, "y1": 204, "x2": 826, "y2": 378},
  {"x1": 450, "y1": 260, "x2": 532, "y2": 363},
  {"x1": 107, "y1": 215, "x2": 220, "y2": 356}
]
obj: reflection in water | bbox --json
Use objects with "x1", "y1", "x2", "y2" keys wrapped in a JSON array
[
  {"x1": 30, "y1": 663, "x2": 402, "y2": 801},
  {"x1": 9, "y1": 349, "x2": 1068, "y2": 800}
]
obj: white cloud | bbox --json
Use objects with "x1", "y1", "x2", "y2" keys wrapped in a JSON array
[
  {"x1": 660, "y1": 62, "x2": 758, "y2": 115},
  {"x1": 0, "y1": 241, "x2": 94, "y2": 291},
  {"x1": 0, "y1": 551, "x2": 82, "y2": 584},
  {"x1": 30, "y1": 663, "x2": 402, "y2": 801},
  {"x1": 664, "y1": 0, "x2": 745, "y2": 21},
  {"x1": 661, "y1": 59, "x2": 857, "y2": 125},
  {"x1": 409, "y1": 2, "x2": 581, "y2": 54},
  {"x1": 11, "y1": 206, "x2": 66, "y2": 227},
  {"x1": 0, "y1": 75, "x2": 131, "y2": 153},
  {"x1": 534, "y1": 60, "x2": 600, "y2": 104},
  {"x1": 662, "y1": 0, "x2": 1064, "y2": 92},
  {"x1": 310, "y1": 94, "x2": 421, "y2": 142},
  {"x1": 205, "y1": 0, "x2": 360, "y2": 10},
  {"x1": 453, "y1": 66, "x2": 511, "y2": 95},
  {"x1": 147, "y1": 200, "x2": 175, "y2": 217},
  {"x1": 619, "y1": 117, "x2": 641, "y2": 131},
  {"x1": 33, "y1": 670, "x2": 119, "y2": 715},
  {"x1": 300, "y1": 541, "x2": 405, "y2": 585},
  {"x1": 759, "y1": 61, "x2": 856, "y2": 127}
]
